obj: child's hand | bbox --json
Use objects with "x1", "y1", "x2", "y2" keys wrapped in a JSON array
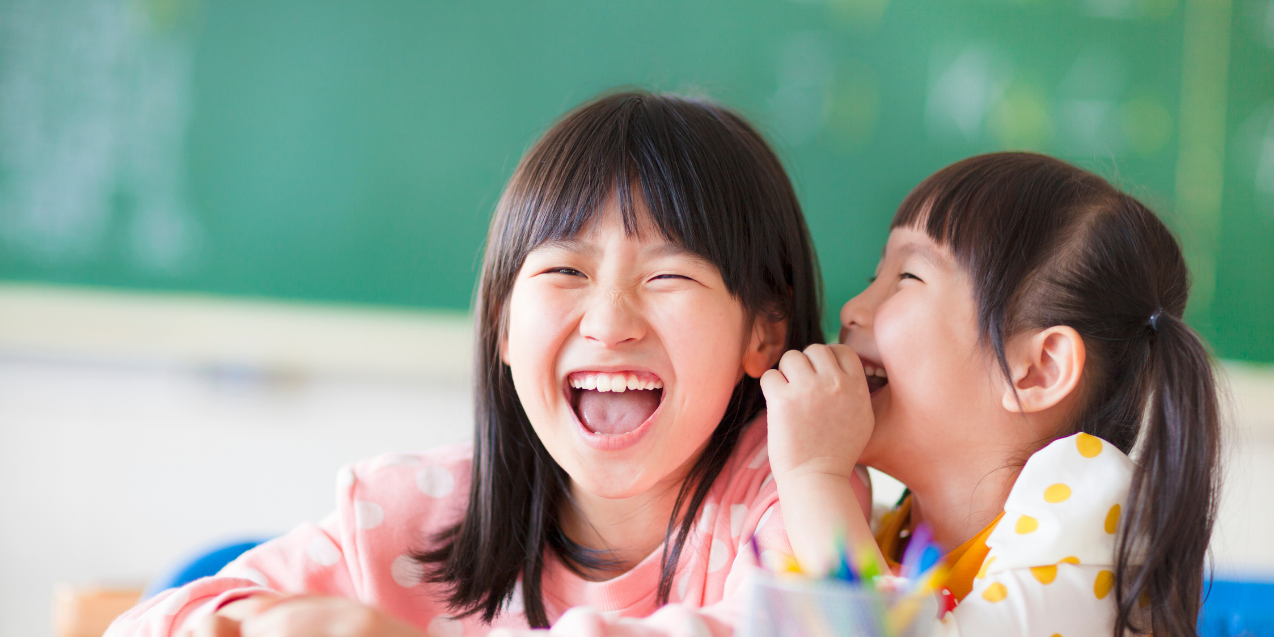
[
  {"x1": 760, "y1": 343, "x2": 883, "y2": 575},
  {"x1": 185, "y1": 595, "x2": 430, "y2": 637},
  {"x1": 760, "y1": 343, "x2": 874, "y2": 483}
]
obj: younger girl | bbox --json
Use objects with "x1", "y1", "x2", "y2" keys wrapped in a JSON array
[
  {"x1": 764, "y1": 152, "x2": 1219, "y2": 636},
  {"x1": 108, "y1": 92, "x2": 825, "y2": 637}
]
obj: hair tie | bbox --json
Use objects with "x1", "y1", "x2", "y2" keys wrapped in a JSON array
[{"x1": 1148, "y1": 309, "x2": 1162, "y2": 333}]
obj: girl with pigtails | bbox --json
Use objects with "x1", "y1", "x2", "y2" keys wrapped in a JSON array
[{"x1": 765, "y1": 152, "x2": 1220, "y2": 636}]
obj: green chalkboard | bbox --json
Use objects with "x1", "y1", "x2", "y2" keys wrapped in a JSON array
[{"x1": 1, "y1": 0, "x2": 1271, "y2": 361}]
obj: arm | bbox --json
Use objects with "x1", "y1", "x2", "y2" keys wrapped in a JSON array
[
  {"x1": 106, "y1": 467, "x2": 366, "y2": 637},
  {"x1": 760, "y1": 344, "x2": 886, "y2": 577},
  {"x1": 185, "y1": 595, "x2": 430, "y2": 637},
  {"x1": 104, "y1": 519, "x2": 362, "y2": 637}
]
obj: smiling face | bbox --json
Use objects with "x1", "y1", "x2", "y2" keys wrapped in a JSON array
[
  {"x1": 502, "y1": 199, "x2": 765, "y2": 502},
  {"x1": 839, "y1": 227, "x2": 1006, "y2": 483}
]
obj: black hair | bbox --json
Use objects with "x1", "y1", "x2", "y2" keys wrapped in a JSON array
[
  {"x1": 416, "y1": 91, "x2": 824, "y2": 627},
  {"x1": 893, "y1": 152, "x2": 1220, "y2": 637}
]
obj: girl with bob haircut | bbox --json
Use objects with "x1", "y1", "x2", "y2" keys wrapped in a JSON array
[
  {"x1": 764, "y1": 152, "x2": 1219, "y2": 636},
  {"x1": 109, "y1": 91, "x2": 828, "y2": 637}
]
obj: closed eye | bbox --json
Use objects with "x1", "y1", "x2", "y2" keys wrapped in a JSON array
[{"x1": 900, "y1": 272, "x2": 923, "y2": 282}]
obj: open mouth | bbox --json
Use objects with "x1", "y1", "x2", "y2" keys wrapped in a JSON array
[
  {"x1": 567, "y1": 371, "x2": 665, "y2": 436},
  {"x1": 862, "y1": 360, "x2": 889, "y2": 395}
]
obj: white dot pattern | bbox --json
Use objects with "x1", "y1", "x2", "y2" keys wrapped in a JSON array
[
  {"x1": 354, "y1": 500, "x2": 384, "y2": 530},
  {"x1": 730, "y1": 504, "x2": 747, "y2": 538},
  {"x1": 391, "y1": 554, "x2": 422, "y2": 588},
  {"x1": 106, "y1": 425, "x2": 793, "y2": 637},
  {"x1": 306, "y1": 535, "x2": 341, "y2": 566},
  {"x1": 416, "y1": 465, "x2": 455, "y2": 498},
  {"x1": 426, "y1": 615, "x2": 463, "y2": 637},
  {"x1": 707, "y1": 539, "x2": 730, "y2": 573},
  {"x1": 748, "y1": 445, "x2": 769, "y2": 469}
]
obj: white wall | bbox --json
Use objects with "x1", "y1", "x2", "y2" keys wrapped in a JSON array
[
  {"x1": 0, "y1": 358, "x2": 474, "y2": 637},
  {"x1": 1, "y1": 285, "x2": 1271, "y2": 637}
]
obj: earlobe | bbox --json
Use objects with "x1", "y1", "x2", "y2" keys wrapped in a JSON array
[
  {"x1": 742, "y1": 317, "x2": 788, "y2": 379},
  {"x1": 1001, "y1": 326, "x2": 1085, "y2": 413}
]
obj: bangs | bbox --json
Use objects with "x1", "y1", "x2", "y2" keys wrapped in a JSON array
[
  {"x1": 491, "y1": 92, "x2": 799, "y2": 315},
  {"x1": 890, "y1": 153, "x2": 1068, "y2": 265},
  {"x1": 887, "y1": 153, "x2": 1093, "y2": 348}
]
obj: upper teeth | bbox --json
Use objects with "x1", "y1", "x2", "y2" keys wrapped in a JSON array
[
  {"x1": 863, "y1": 364, "x2": 888, "y2": 378},
  {"x1": 570, "y1": 372, "x2": 663, "y2": 392}
]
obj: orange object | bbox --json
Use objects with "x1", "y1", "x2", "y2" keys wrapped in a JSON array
[
  {"x1": 875, "y1": 495, "x2": 1004, "y2": 604},
  {"x1": 52, "y1": 583, "x2": 144, "y2": 637}
]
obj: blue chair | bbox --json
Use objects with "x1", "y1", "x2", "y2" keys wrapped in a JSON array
[
  {"x1": 1199, "y1": 578, "x2": 1274, "y2": 636},
  {"x1": 143, "y1": 539, "x2": 270, "y2": 599}
]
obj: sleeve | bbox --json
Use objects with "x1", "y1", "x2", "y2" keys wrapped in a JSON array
[
  {"x1": 936, "y1": 563, "x2": 1119, "y2": 637},
  {"x1": 104, "y1": 466, "x2": 366, "y2": 637}
]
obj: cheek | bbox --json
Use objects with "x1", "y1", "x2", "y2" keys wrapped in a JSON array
[
  {"x1": 505, "y1": 285, "x2": 576, "y2": 408},
  {"x1": 875, "y1": 295, "x2": 977, "y2": 407},
  {"x1": 651, "y1": 296, "x2": 747, "y2": 430}
]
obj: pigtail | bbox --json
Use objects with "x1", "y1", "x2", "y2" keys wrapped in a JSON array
[
  {"x1": 892, "y1": 153, "x2": 1224, "y2": 636},
  {"x1": 1115, "y1": 312, "x2": 1220, "y2": 637}
]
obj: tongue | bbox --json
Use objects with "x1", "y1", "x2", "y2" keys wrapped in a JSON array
[{"x1": 577, "y1": 389, "x2": 661, "y2": 435}]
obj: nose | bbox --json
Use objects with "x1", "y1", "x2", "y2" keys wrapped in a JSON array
[
  {"x1": 578, "y1": 288, "x2": 646, "y2": 347},
  {"x1": 839, "y1": 283, "x2": 879, "y2": 344}
]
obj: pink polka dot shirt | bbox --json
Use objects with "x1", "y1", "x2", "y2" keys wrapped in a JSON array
[{"x1": 106, "y1": 417, "x2": 790, "y2": 637}]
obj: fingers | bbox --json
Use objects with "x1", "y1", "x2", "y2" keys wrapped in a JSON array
[
  {"x1": 184, "y1": 615, "x2": 242, "y2": 637},
  {"x1": 776, "y1": 348, "x2": 816, "y2": 383},
  {"x1": 239, "y1": 597, "x2": 317, "y2": 637},
  {"x1": 217, "y1": 594, "x2": 283, "y2": 622},
  {"x1": 803, "y1": 343, "x2": 868, "y2": 385},
  {"x1": 802, "y1": 344, "x2": 842, "y2": 376},
  {"x1": 767, "y1": 344, "x2": 868, "y2": 390},
  {"x1": 759, "y1": 368, "x2": 787, "y2": 397},
  {"x1": 828, "y1": 344, "x2": 865, "y2": 379}
]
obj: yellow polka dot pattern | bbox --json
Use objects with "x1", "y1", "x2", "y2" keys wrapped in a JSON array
[
  {"x1": 1105, "y1": 504, "x2": 1121, "y2": 534},
  {"x1": 1044, "y1": 483, "x2": 1072, "y2": 503},
  {"x1": 1030, "y1": 565, "x2": 1058, "y2": 584},
  {"x1": 1015, "y1": 515, "x2": 1039, "y2": 534},
  {"x1": 977, "y1": 556, "x2": 996, "y2": 580},
  {"x1": 1076, "y1": 433, "x2": 1103, "y2": 458},
  {"x1": 1094, "y1": 570, "x2": 1115, "y2": 600},
  {"x1": 959, "y1": 433, "x2": 1136, "y2": 632},
  {"x1": 982, "y1": 582, "x2": 1008, "y2": 603}
]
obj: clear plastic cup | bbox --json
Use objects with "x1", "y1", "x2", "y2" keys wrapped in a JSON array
[{"x1": 740, "y1": 575, "x2": 939, "y2": 637}]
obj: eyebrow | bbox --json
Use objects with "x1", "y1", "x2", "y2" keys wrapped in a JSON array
[
  {"x1": 535, "y1": 239, "x2": 600, "y2": 258},
  {"x1": 535, "y1": 238, "x2": 707, "y2": 264},
  {"x1": 894, "y1": 241, "x2": 946, "y2": 267},
  {"x1": 641, "y1": 242, "x2": 706, "y2": 262}
]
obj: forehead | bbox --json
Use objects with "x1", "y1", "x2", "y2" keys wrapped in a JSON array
[{"x1": 884, "y1": 227, "x2": 954, "y2": 268}]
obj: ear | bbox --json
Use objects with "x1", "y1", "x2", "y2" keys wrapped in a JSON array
[
  {"x1": 499, "y1": 332, "x2": 511, "y2": 367},
  {"x1": 742, "y1": 316, "x2": 788, "y2": 379},
  {"x1": 1002, "y1": 326, "x2": 1085, "y2": 414}
]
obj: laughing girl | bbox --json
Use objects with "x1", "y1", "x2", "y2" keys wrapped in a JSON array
[{"x1": 108, "y1": 92, "x2": 824, "y2": 637}]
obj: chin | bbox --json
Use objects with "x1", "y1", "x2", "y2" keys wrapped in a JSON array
[{"x1": 569, "y1": 465, "x2": 654, "y2": 500}]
